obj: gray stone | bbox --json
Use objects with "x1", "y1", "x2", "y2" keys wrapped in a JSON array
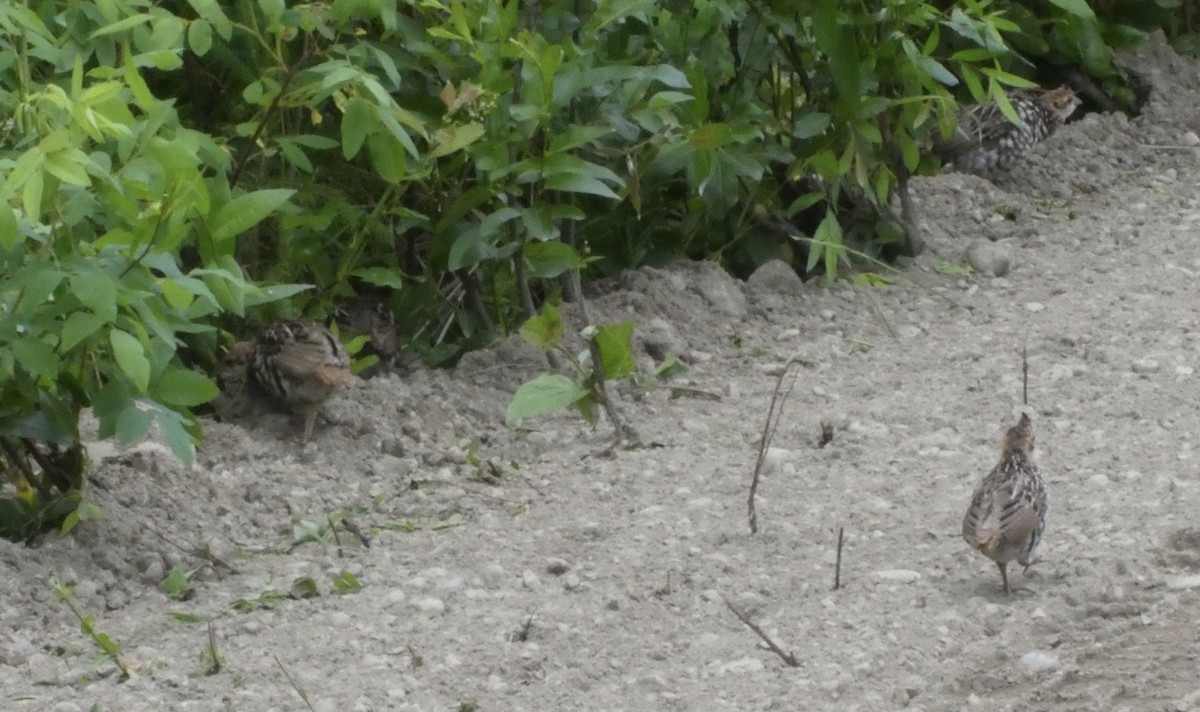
[
  {"x1": 965, "y1": 240, "x2": 1011, "y2": 277},
  {"x1": 747, "y1": 259, "x2": 805, "y2": 295}
]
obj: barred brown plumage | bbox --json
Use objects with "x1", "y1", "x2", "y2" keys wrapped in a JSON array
[
  {"x1": 249, "y1": 320, "x2": 355, "y2": 443},
  {"x1": 962, "y1": 412, "x2": 1049, "y2": 594},
  {"x1": 935, "y1": 87, "x2": 1081, "y2": 175}
]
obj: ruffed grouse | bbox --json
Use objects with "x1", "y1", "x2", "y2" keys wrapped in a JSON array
[
  {"x1": 962, "y1": 412, "x2": 1049, "y2": 594},
  {"x1": 935, "y1": 87, "x2": 1081, "y2": 175},
  {"x1": 334, "y1": 295, "x2": 400, "y2": 376},
  {"x1": 238, "y1": 320, "x2": 355, "y2": 443}
]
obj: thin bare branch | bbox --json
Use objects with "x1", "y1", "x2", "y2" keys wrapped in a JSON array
[
  {"x1": 749, "y1": 359, "x2": 802, "y2": 534},
  {"x1": 723, "y1": 596, "x2": 799, "y2": 667}
]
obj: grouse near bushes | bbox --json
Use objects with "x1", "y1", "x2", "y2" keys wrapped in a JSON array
[
  {"x1": 961, "y1": 412, "x2": 1049, "y2": 594},
  {"x1": 238, "y1": 320, "x2": 355, "y2": 443},
  {"x1": 935, "y1": 87, "x2": 1081, "y2": 175},
  {"x1": 334, "y1": 295, "x2": 400, "y2": 377}
]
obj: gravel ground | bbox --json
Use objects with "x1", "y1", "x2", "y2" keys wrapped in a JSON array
[{"x1": 4, "y1": 33, "x2": 1200, "y2": 712}]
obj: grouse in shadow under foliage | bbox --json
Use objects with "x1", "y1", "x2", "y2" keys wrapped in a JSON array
[
  {"x1": 935, "y1": 87, "x2": 1081, "y2": 175},
  {"x1": 962, "y1": 412, "x2": 1049, "y2": 594},
  {"x1": 220, "y1": 320, "x2": 355, "y2": 443},
  {"x1": 334, "y1": 294, "x2": 400, "y2": 377}
]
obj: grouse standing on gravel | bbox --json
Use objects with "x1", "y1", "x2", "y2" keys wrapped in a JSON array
[
  {"x1": 225, "y1": 320, "x2": 355, "y2": 443},
  {"x1": 935, "y1": 87, "x2": 1081, "y2": 174},
  {"x1": 962, "y1": 412, "x2": 1049, "y2": 594}
]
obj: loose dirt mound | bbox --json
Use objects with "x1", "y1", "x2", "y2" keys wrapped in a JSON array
[{"x1": 4, "y1": 33, "x2": 1200, "y2": 712}]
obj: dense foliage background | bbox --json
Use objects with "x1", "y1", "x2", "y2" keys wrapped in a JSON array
[{"x1": 0, "y1": 0, "x2": 1193, "y2": 536}]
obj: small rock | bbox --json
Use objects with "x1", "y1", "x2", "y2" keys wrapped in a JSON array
[
  {"x1": 1019, "y1": 650, "x2": 1059, "y2": 673},
  {"x1": 1025, "y1": 302, "x2": 1045, "y2": 313},
  {"x1": 747, "y1": 259, "x2": 804, "y2": 295},
  {"x1": 695, "y1": 277, "x2": 747, "y2": 318},
  {"x1": 640, "y1": 318, "x2": 688, "y2": 362},
  {"x1": 545, "y1": 558, "x2": 570, "y2": 576},
  {"x1": 1166, "y1": 575, "x2": 1200, "y2": 590},
  {"x1": 521, "y1": 570, "x2": 541, "y2": 590},
  {"x1": 104, "y1": 589, "x2": 129, "y2": 611},
  {"x1": 873, "y1": 569, "x2": 921, "y2": 583},
  {"x1": 138, "y1": 558, "x2": 166, "y2": 586},
  {"x1": 486, "y1": 674, "x2": 508, "y2": 692},
  {"x1": 412, "y1": 597, "x2": 446, "y2": 615},
  {"x1": 1182, "y1": 130, "x2": 1200, "y2": 147},
  {"x1": 716, "y1": 656, "x2": 765, "y2": 675},
  {"x1": 1132, "y1": 358, "x2": 1160, "y2": 375},
  {"x1": 763, "y1": 448, "x2": 795, "y2": 475},
  {"x1": 481, "y1": 563, "x2": 508, "y2": 587},
  {"x1": 965, "y1": 241, "x2": 1011, "y2": 277},
  {"x1": 563, "y1": 574, "x2": 582, "y2": 591},
  {"x1": 1087, "y1": 474, "x2": 1110, "y2": 487},
  {"x1": 241, "y1": 620, "x2": 263, "y2": 634}
]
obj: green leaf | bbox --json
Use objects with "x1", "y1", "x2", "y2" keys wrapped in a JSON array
[
  {"x1": 1047, "y1": 0, "x2": 1096, "y2": 18},
  {"x1": 367, "y1": 133, "x2": 408, "y2": 184},
  {"x1": 913, "y1": 56, "x2": 957, "y2": 87},
  {"x1": 0, "y1": 204, "x2": 17, "y2": 249},
  {"x1": 276, "y1": 138, "x2": 314, "y2": 173},
  {"x1": 110, "y1": 329, "x2": 150, "y2": 391},
  {"x1": 594, "y1": 322, "x2": 635, "y2": 380},
  {"x1": 523, "y1": 241, "x2": 581, "y2": 279},
  {"x1": 186, "y1": 0, "x2": 230, "y2": 23},
  {"x1": 793, "y1": 112, "x2": 831, "y2": 139},
  {"x1": 11, "y1": 266, "x2": 64, "y2": 310},
  {"x1": 209, "y1": 189, "x2": 294, "y2": 244},
  {"x1": 341, "y1": 97, "x2": 375, "y2": 159},
  {"x1": 12, "y1": 338, "x2": 59, "y2": 381},
  {"x1": 787, "y1": 192, "x2": 825, "y2": 216},
  {"x1": 333, "y1": 570, "x2": 362, "y2": 594},
  {"x1": 155, "y1": 406, "x2": 196, "y2": 467},
  {"x1": 60, "y1": 312, "x2": 107, "y2": 352},
  {"x1": 544, "y1": 173, "x2": 619, "y2": 200},
  {"x1": 290, "y1": 577, "x2": 320, "y2": 599},
  {"x1": 547, "y1": 126, "x2": 613, "y2": 154},
  {"x1": 506, "y1": 374, "x2": 590, "y2": 426},
  {"x1": 961, "y1": 65, "x2": 985, "y2": 102},
  {"x1": 812, "y1": 0, "x2": 861, "y2": 106},
  {"x1": 161, "y1": 566, "x2": 192, "y2": 600},
  {"x1": 90, "y1": 14, "x2": 154, "y2": 38},
  {"x1": 43, "y1": 151, "x2": 91, "y2": 187},
  {"x1": 689, "y1": 123, "x2": 734, "y2": 151},
  {"x1": 115, "y1": 403, "x2": 153, "y2": 443},
  {"x1": 168, "y1": 612, "x2": 208, "y2": 623},
  {"x1": 519, "y1": 303, "x2": 564, "y2": 350},
  {"x1": 934, "y1": 260, "x2": 975, "y2": 276},
  {"x1": 951, "y1": 48, "x2": 999, "y2": 63},
  {"x1": 22, "y1": 169, "x2": 44, "y2": 221},
  {"x1": 156, "y1": 367, "x2": 219, "y2": 407},
  {"x1": 187, "y1": 18, "x2": 212, "y2": 56},
  {"x1": 159, "y1": 278, "x2": 195, "y2": 309},
  {"x1": 69, "y1": 270, "x2": 118, "y2": 323},
  {"x1": 292, "y1": 520, "x2": 322, "y2": 544},
  {"x1": 350, "y1": 267, "x2": 405, "y2": 289},
  {"x1": 428, "y1": 122, "x2": 485, "y2": 159}
]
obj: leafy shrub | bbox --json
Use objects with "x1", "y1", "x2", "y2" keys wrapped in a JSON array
[{"x1": 0, "y1": 1, "x2": 303, "y2": 535}]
